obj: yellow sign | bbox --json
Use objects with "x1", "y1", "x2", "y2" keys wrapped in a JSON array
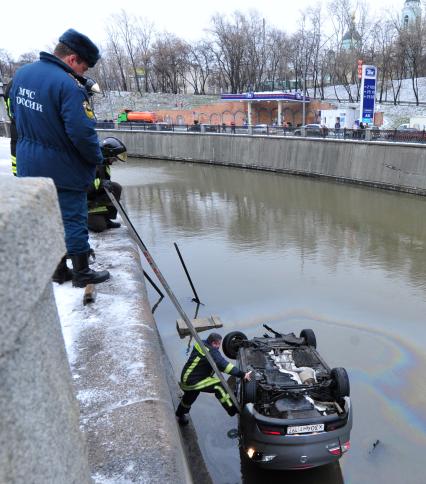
[{"x1": 82, "y1": 101, "x2": 95, "y2": 120}]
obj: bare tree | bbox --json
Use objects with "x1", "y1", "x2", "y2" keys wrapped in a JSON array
[
  {"x1": 0, "y1": 49, "x2": 15, "y2": 79},
  {"x1": 265, "y1": 28, "x2": 291, "y2": 91},
  {"x1": 111, "y1": 10, "x2": 143, "y2": 95},
  {"x1": 397, "y1": 16, "x2": 425, "y2": 105},
  {"x1": 151, "y1": 33, "x2": 189, "y2": 93},
  {"x1": 105, "y1": 25, "x2": 130, "y2": 91},
  {"x1": 17, "y1": 51, "x2": 38, "y2": 64},
  {"x1": 209, "y1": 12, "x2": 250, "y2": 92},
  {"x1": 134, "y1": 17, "x2": 154, "y2": 93},
  {"x1": 184, "y1": 40, "x2": 214, "y2": 94}
]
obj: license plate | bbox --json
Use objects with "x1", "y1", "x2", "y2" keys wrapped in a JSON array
[{"x1": 287, "y1": 423, "x2": 324, "y2": 435}]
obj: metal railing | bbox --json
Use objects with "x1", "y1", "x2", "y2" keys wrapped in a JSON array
[{"x1": 101, "y1": 121, "x2": 426, "y2": 144}]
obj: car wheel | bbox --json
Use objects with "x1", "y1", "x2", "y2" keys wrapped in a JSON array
[
  {"x1": 222, "y1": 331, "x2": 248, "y2": 359},
  {"x1": 300, "y1": 329, "x2": 316, "y2": 348},
  {"x1": 331, "y1": 367, "x2": 350, "y2": 398},
  {"x1": 242, "y1": 378, "x2": 257, "y2": 405}
]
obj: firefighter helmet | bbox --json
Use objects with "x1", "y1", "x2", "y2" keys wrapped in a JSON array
[{"x1": 100, "y1": 137, "x2": 127, "y2": 162}]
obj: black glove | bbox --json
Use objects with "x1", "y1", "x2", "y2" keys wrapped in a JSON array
[{"x1": 102, "y1": 180, "x2": 113, "y2": 191}]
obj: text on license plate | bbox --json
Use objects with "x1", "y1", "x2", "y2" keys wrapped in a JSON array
[{"x1": 287, "y1": 423, "x2": 324, "y2": 434}]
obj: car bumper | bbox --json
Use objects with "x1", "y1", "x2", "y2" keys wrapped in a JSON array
[{"x1": 239, "y1": 398, "x2": 353, "y2": 470}]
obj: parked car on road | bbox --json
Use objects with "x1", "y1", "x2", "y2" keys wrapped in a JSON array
[
  {"x1": 294, "y1": 124, "x2": 329, "y2": 138},
  {"x1": 202, "y1": 124, "x2": 220, "y2": 133},
  {"x1": 369, "y1": 126, "x2": 381, "y2": 140},
  {"x1": 253, "y1": 124, "x2": 269, "y2": 134},
  {"x1": 223, "y1": 325, "x2": 352, "y2": 470}
]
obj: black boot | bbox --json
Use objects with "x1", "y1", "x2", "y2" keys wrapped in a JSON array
[
  {"x1": 176, "y1": 414, "x2": 189, "y2": 426},
  {"x1": 106, "y1": 219, "x2": 121, "y2": 229},
  {"x1": 88, "y1": 214, "x2": 107, "y2": 233},
  {"x1": 175, "y1": 404, "x2": 190, "y2": 426},
  {"x1": 71, "y1": 253, "x2": 110, "y2": 288},
  {"x1": 52, "y1": 256, "x2": 73, "y2": 284}
]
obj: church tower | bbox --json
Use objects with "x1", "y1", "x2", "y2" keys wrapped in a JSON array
[
  {"x1": 342, "y1": 13, "x2": 361, "y2": 50},
  {"x1": 402, "y1": 0, "x2": 421, "y2": 28}
]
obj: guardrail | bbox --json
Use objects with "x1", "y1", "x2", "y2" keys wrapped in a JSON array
[
  {"x1": 2, "y1": 119, "x2": 424, "y2": 145},
  {"x1": 99, "y1": 121, "x2": 426, "y2": 144}
]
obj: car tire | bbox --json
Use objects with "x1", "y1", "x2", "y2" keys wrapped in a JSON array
[
  {"x1": 331, "y1": 367, "x2": 350, "y2": 398},
  {"x1": 222, "y1": 331, "x2": 248, "y2": 359},
  {"x1": 300, "y1": 329, "x2": 316, "y2": 348},
  {"x1": 242, "y1": 378, "x2": 257, "y2": 405}
]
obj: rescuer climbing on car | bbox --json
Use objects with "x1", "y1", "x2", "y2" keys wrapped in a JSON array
[{"x1": 175, "y1": 332, "x2": 252, "y2": 425}]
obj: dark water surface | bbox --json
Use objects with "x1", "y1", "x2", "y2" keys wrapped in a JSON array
[{"x1": 113, "y1": 159, "x2": 426, "y2": 484}]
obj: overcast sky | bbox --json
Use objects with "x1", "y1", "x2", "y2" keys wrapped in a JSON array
[{"x1": 1, "y1": 0, "x2": 407, "y2": 59}]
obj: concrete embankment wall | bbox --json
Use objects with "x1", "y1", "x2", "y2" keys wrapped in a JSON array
[
  {"x1": 0, "y1": 176, "x2": 194, "y2": 483},
  {"x1": 98, "y1": 130, "x2": 426, "y2": 196},
  {"x1": 0, "y1": 177, "x2": 92, "y2": 484}
]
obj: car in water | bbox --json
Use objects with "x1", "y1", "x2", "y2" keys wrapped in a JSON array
[{"x1": 222, "y1": 325, "x2": 352, "y2": 470}]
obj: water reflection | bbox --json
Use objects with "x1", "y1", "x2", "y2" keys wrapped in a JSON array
[
  {"x1": 121, "y1": 161, "x2": 426, "y2": 290},
  {"x1": 240, "y1": 453, "x2": 344, "y2": 484}
]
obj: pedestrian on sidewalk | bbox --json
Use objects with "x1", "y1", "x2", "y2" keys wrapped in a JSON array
[{"x1": 10, "y1": 28, "x2": 110, "y2": 287}]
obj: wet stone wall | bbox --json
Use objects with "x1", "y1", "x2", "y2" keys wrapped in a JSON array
[{"x1": 97, "y1": 130, "x2": 426, "y2": 196}]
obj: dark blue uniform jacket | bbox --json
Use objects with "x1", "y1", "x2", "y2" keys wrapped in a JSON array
[
  {"x1": 180, "y1": 340, "x2": 245, "y2": 387},
  {"x1": 10, "y1": 52, "x2": 103, "y2": 190}
]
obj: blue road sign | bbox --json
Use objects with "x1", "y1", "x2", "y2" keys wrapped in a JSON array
[{"x1": 360, "y1": 65, "x2": 377, "y2": 124}]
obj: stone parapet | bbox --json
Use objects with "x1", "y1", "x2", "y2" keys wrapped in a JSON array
[{"x1": 0, "y1": 177, "x2": 91, "y2": 484}]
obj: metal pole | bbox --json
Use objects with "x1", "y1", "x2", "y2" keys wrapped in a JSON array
[
  {"x1": 174, "y1": 242, "x2": 201, "y2": 304},
  {"x1": 143, "y1": 269, "x2": 164, "y2": 298},
  {"x1": 104, "y1": 187, "x2": 241, "y2": 413}
]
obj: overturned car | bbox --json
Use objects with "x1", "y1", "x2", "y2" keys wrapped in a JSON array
[{"x1": 223, "y1": 325, "x2": 352, "y2": 470}]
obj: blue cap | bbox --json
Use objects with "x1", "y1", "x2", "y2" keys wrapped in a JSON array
[{"x1": 59, "y1": 29, "x2": 100, "y2": 67}]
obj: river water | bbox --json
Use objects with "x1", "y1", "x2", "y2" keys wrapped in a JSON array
[{"x1": 113, "y1": 158, "x2": 426, "y2": 484}]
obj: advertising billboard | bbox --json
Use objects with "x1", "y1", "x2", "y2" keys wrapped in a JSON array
[{"x1": 360, "y1": 65, "x2": 377, "y2": 125}]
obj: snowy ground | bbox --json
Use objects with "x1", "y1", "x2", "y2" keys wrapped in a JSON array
[
  {"x1": 321, "y1": 78, "x2": 426, "y2": 128},
  {"x1": 91, "y1": 77, "x2": 426, "y2": 129},
  {"x1": 0, "y1": 136, "x2": 143, "y2": 384}
]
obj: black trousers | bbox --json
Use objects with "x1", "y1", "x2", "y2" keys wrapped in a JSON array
[
  {"x1": 88, "y1": 181, "x2": 122, "y2": 220},
  {"x1": 177, "y1": 383, "x2": 237, "y2": 417},
  {"x1": 88, "y1": 181, "x2": 122, "y2": 232}
]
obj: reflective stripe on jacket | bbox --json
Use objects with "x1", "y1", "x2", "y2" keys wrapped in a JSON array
[
  {"x1": 180, "y1": 340, "x2": 244, "y2": 391},
  {"x1": 11, "y1": 155, "x2": 17, "y2": 176}
]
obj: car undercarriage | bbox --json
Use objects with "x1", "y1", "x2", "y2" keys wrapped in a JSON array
[{"x1": 222, "y1": 325, "x2": 352, "y2": 469}]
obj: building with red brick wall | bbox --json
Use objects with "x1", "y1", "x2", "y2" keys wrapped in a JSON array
[{"x1": 155, "y1": 99, "x2": 336, "y2": 126}]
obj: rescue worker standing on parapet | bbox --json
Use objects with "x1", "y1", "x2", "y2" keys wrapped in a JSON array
[
  {"x1": 176, "y1": 333, "x2": 252, "y2": 425},
  {"x1": 10, "y1": 29, "x2": 110, "y2": 288}
]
